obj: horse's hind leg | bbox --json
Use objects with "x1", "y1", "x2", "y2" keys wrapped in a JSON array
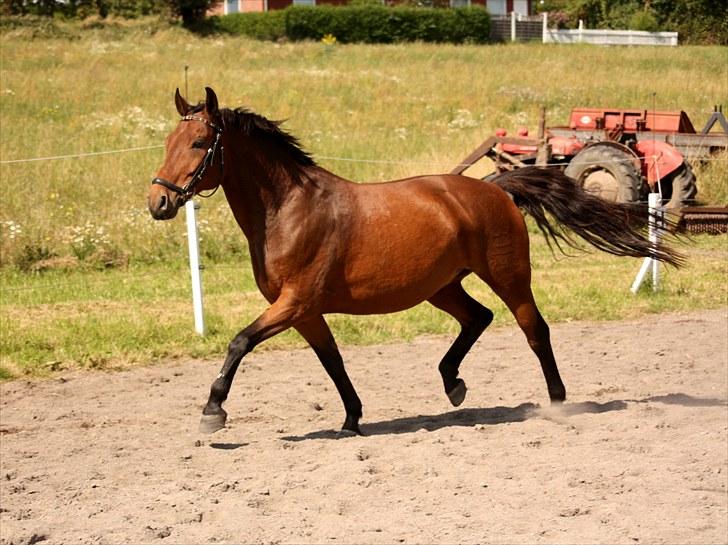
[
  {"x1": 486, "y1": 278, "x2": 566, "y2": 403},
  {"x1": 428, "y1": 281, "x2": 494, "y2": 406},
  {"x1": 295, "y1": 316, "x2": 363, "y2": 437}
]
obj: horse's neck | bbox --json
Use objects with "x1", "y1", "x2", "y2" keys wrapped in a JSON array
[{"x1": 221, "y1": 145, "x2": 312, "y2": 243}]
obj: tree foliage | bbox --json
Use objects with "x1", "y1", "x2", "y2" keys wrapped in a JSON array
[
  {"x1": 1, "y1": 0, "x2": 220, "y2": 26},
  {"x1": 168, "y1": 0, "x2": 219, "y2": 26},
  {"x1": 537, "y1": 0, "x2": 727, "y2": 44}
]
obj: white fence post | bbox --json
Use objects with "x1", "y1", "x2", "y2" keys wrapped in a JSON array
[
  {"x1": 511, "y1": 11, "x2": 517, "y2": 42},
  {"x1": 630, "y1": 193, "x2": 662, "y2": 294},
  {"x1": 185, "y1": 199, "x2": 206, "y2": 335},
  {"x1": 650, "y1": 193, "x2": 661, "y2": 290},
  {"x1": 542, "y1": 11, "x2": 548, "y2": 44}
]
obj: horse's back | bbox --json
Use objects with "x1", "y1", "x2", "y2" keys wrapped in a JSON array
[{"x1": 353, "y1": 173, "x2": 527, "y2": 244}]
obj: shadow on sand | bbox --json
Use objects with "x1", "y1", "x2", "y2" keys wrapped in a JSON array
[{"x1": 281, "y1": 393, "x2": 726, "y2": 442}]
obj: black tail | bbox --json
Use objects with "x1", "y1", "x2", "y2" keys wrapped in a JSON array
[{"x1": 493, "y1": 166, "x2": 684, "y2": 267}]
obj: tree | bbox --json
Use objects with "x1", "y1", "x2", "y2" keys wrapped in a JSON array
[{"x1": 168, "y1": 0, "x2": 219, "y2": 27}]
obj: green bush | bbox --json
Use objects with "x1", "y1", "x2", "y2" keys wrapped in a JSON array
[
  {"x1": 100, "y1": 1, "x2": 166, "y2": 18},
  {"x1": 213, "y1": 10, "x2": 286, "y2": 41},
  {"x1": 629, "y1": 10, "x2": 659, "y2": 32},
  {"x1": 212, "y1": 5, "x2": 491, "y2": 44},
  {"x1": 2, "y1": 0, "x2": 168, "y2": 18},
  {"x1": 283, "y1": 5, "x2": 491, "y2": 44}
]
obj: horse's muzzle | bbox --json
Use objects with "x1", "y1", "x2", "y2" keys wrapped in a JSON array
[{"x1": 148, "y1": 186, "x2": 182, "y2": 220}]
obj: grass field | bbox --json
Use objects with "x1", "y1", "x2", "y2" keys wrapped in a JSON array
[{"x1": 0, "y1": 18, "x2": 726, "y2": 378}]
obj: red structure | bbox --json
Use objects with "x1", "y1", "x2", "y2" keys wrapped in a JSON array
[{"x1": 452, "y1": 106, "x2": 728, "y2": 208}]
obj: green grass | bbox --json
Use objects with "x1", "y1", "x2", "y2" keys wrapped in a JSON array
[
  {"x1": 0, "y1": 18, "x2": 726, "y2": 378},
  {"x1": 1, "y1": 231, "x2": 725, "y2": 378}
]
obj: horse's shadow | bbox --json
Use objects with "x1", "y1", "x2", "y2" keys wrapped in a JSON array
[{"x1": 281, "y1": 393, "x2": 726, "y2": 442}]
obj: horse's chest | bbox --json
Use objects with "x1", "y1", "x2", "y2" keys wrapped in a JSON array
[{"x1": 248, "y1": 249, "x2": 283, "y2": 303}]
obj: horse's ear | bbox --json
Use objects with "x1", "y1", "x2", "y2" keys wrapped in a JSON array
[
  {"x1": 175, "y1": 88, "x2": 190, "y2": 116},
  {"x1": 205, "y1": 87, "x2": 219, "y2": 117}
]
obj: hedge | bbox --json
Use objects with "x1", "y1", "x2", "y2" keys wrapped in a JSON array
[
  {"x1": 213, "y1": 5, "x2": 491, "y2": 44},
  {"x1": 2, "y1": 0, "x2": 169, "y2": 18},
  {"x1": 213, "y1": 9, "x2": 287, "y2": 41}
]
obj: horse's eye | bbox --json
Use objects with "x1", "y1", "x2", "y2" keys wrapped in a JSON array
[{"x1": 192, "y1": 139, "x2": 206, "y2": 149}]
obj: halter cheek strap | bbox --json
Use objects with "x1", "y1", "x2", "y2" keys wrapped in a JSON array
[{"x1": 152, "y1": 115, "x2": 224, "y2": 202}]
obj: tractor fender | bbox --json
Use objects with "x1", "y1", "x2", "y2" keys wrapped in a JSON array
[
  {"x1": 633, "y1": 140, "x2": 684, "y2": 185},
  {"x1": 580, "y1": 141, "x2": 642, "y2": 171}
]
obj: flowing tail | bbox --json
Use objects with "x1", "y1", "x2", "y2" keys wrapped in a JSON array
[{"x1": 492, "y1": 166, "x2": 684, "y2": 267}]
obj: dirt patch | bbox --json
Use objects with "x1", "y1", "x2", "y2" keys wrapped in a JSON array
[{"x1": 1, "y1": 310, "x2": 726, "y2": 545}]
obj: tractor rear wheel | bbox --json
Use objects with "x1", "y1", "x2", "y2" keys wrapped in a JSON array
[
  {"x1": 663, "y1": 162, "x2": 698, "y2": 209},
  {"x1": 564, "y1": 145, "x2": 642, "y2": 203}
]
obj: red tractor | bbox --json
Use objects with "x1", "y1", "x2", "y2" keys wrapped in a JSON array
[{"x1": 452, "y1": 106, "x2": 728, "y2": 209}]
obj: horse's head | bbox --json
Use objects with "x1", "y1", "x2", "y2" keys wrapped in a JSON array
[{"x1": 148, "y1": 87, "x2": 224, "y2": 220}]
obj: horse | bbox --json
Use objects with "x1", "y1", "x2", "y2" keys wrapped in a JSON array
[{"x1": 148, "y1": 87, "x2": 681, "y2": 436}]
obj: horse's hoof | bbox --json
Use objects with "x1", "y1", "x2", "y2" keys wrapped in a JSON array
[
  {"x1": 549, "y1": 388, "x2": 566, "y2": 403},
  {"x1": 336, "y1": 427, "x2": 362, "y2": 439},
  {"x1": 199, "y1": 411, "x2": 227, "y2": 434},
  {"x1": 447, "y1": 379, "x2": 467, "y2": 407}
]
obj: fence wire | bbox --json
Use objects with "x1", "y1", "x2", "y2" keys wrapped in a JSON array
[{"x1": 1, "y1": 138, "x2": 726, "y2": 304}]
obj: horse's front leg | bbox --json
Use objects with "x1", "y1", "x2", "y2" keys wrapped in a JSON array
[
  {"x1": 200, "y1": 292, "x2": 305, "y2": 434},
  {"x1": 295, "y1": 316, "x2": 363, "y2": 437}
]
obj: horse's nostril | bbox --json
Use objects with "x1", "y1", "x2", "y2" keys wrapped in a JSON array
[{"x1": 159, "y1": 194, "x2": 168, "y2": 211}]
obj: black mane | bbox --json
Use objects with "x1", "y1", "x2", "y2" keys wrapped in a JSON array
[{"x1": 190, "y1": 103, "x2": 316, "y2": 167}]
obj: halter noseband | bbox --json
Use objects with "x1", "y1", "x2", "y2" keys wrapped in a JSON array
[{"x1": 152, "y1": 115, "x2": 224, "y2": 202}]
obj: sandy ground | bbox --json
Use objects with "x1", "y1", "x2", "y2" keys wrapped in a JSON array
[{"x1": 1, "y1": 309, "x2": 727, "y2": 545}]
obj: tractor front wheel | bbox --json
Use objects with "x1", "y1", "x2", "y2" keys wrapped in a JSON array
[
  {"x1": 663, "y1": 162, "x2": 698, "y2": 209},
  {"x1": 564, "y1": 145, "x2": 642, "y2": 203}
]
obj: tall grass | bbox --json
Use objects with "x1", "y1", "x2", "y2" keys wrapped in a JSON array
[
  {"x1": 0, "y1": 19, "x2": 726, "y2": 377},
  {"x1": 1, "y1": 19, "x2": 726, "y2": 268}
]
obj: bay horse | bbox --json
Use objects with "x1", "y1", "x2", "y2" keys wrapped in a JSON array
[{"x1": 148, "y1": 87, "x2": 681, "y2": 436}]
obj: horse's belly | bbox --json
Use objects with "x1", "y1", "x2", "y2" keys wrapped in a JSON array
[{"x1": 330, "y1": 235, "x2": 465, "y2": 314}]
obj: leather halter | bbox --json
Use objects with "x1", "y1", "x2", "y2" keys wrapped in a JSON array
[{"x1": 151, "y1": 115, "x2": 224, "y2": 202}]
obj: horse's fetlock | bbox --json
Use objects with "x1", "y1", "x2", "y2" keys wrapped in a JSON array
[
  {"x1": 209, "y1": 378, "x2": 229, "y2": 403},
  {"x1": 480, "y1": 307, "x2": 495, "y2": 327},
  {"x1": 348, "y1": 402, "x2": 362, "y2": 419},
  {"x1": 438, "y1": 360, "x2": 458, "y2": 379}
]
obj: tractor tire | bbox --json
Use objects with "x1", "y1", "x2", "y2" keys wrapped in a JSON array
[
  {"x1": 564, "y1": 145, "x2": 642, "y2": 203},
  {"x1": 663, "y1": 162, "x2": 698, "y2": 209}
]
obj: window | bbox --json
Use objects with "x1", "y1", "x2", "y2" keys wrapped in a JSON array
[
  {"x1": 226, "y1": 0, "x2": 239, "y2": 13},
  {"x1": 513, "y1": 0, "x2": 529, "y2": 15},
  {"x1": 486, "y1": 0, "x2": 507, "y2": 15},
  {"x1": 293, "y1": 0, "x2": 315, "y2": 5},
  {"x1": 450, "y1": 0, "x2": 471, "y2": 7}
]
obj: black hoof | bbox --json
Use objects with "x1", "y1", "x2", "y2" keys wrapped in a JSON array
[
  {"x1": 446, "y1": 379, "x2": 467, "y2": 407},
  {"x1": 549, "y1": 389, "x2": 566, "y2": 403},
  {"x1": 199, "y1": 410, "x2": 227, "y2": 434},
  {"x1": 336, "y1": 426, "x2": 363, "y2": 439}
]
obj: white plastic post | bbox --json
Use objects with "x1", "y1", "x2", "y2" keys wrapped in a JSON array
[
  {"x1": 630, "y1": 193, "x2": 661, "y2": 294},
  {"x1": 649, "y1": 192, "x2": 661, "y2": 291},
  {"x1": 542, "y1": 11, "x2": 548, "y2": 44},
  {"x1": 511, "y1": 11, "x2": 517, "y2": 42},
  {"x1": 631, "y1": 255, "x2": 653, "y2": 293},
  {"x1": 185, "y1": 199, "x2": 206, "y2": 335}
]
